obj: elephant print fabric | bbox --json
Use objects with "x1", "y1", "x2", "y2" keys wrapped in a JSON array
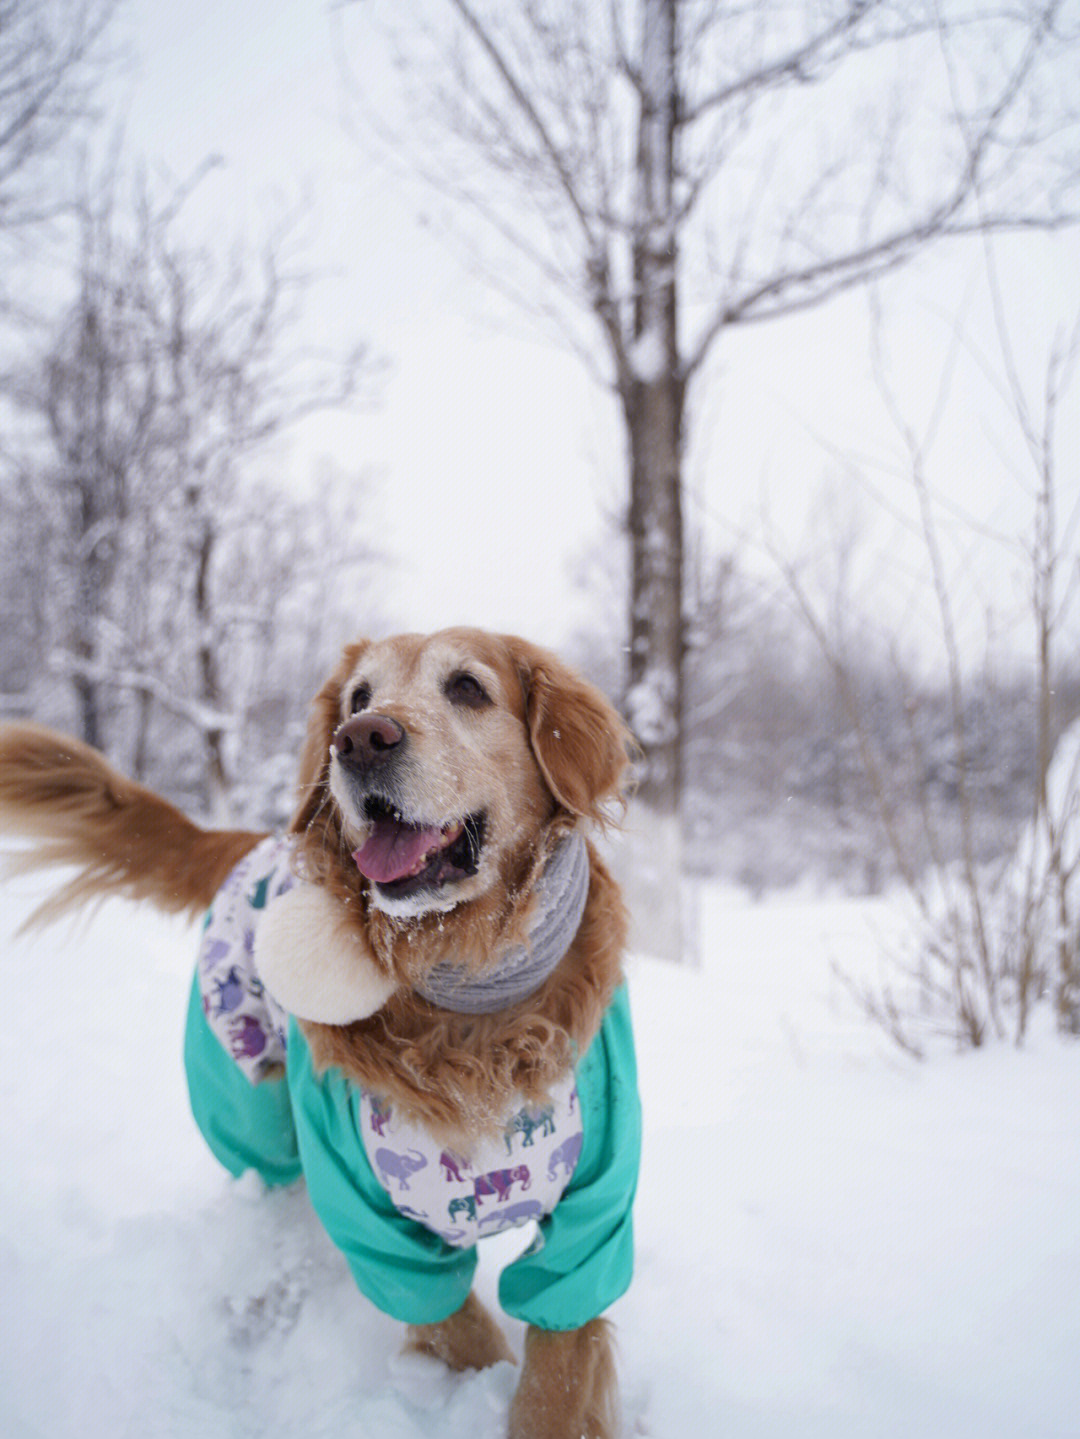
[
  {"x1": 359, "y1": 1075, "x2": 583, "y2": 1248},
  {"x1": 195, "y1": 836, "x2": 295, "y2": 1082}
]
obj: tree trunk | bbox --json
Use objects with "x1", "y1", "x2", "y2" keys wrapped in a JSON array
[
  {"x1": 624, "y1": 0, "x2": 683, "y2": 822},
  {"x1": 615, "y1": 0, "x2": 694, "y2": 962},
  {"x1": 72, "y1": 467, "x2": 102, "y2": 749},
  {"x1": 192, "y1": 503, "x2": 232, "y2": 821},
  {"x1": 72, "y1": 665, "x2": 101, "y2": 749},
  {"x1": 624, "y1": 374, "x2": 685, "y2": 813},
  {"x1": 68, "y1": 302, "x2": 112, "y2": 750},
  {"x1": 131, "y1": 685, "x2": 152, "y2": 781}
]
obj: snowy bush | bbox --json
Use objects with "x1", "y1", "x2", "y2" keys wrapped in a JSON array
[{"x1": 847, "y1": 723, "x2": 1080, "y2": 1056}]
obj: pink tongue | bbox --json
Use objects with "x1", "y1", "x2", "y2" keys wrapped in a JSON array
[{"x1": 353, "y1": 819, "x2": 444, "y2": 884}]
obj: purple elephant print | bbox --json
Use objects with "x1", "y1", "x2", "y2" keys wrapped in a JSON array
[
  {"x1": 440, "y1": 1150, "x2": 472, "y2": 1182},
  {"x1": 212, "y1": 965, "x2": 246, "y2": 1016},
  {"x1": 475, "y1": 1166, "x2": 531, "y2": 1205},
  {"x1": 478, "y1": 1200, "x2": 545, "y2": 1234},
  {"x1": 228, "y1": 1014, "x2": 268, "y2": 1062},
  {"x1": 369, "y1": 1096, "x2": 393, "y2": 1137},
  {"x1": 375, "y1": 1147, "x2": 428, "y2": 1191},
  {"x1": 547, "y1": 1132, "x2": 583, "y2": 1181},
  {"x1": 200, "y1": 936, "x2": 231, "y2": 969}
]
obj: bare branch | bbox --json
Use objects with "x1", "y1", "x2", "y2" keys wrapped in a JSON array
[
  {"x1": 680, "y1": 0, "x2": 927, "y2": 126},
  {"x1": 0, "y1": 0, "x2": 117, "y2": 292},
  {"x1": 682, "y1": 0, "x2": 1078, "y2": 375},
  {"x1": 442, "y1": 0, "x2": 600, "y2": 253}
]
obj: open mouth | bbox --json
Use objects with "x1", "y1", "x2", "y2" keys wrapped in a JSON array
[{"x1": 352, "y1": 796, "x2": 486, "y2": 900}]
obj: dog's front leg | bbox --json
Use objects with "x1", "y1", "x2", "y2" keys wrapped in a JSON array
[
  {"x1": 406, "y1": 1290, "x2": 515, "y2": 1372},
  {"x1": 508, "y1": 1319, "x2": 618, "y2": 1439}
]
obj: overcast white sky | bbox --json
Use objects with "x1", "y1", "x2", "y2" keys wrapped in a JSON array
[{"x1": 108, "y1": 0, "x2": 1079, "y2": 661}]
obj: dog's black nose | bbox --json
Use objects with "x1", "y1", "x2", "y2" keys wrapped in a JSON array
[{"x1": 332, "y1": 714, "x2": 406, "y2": 768}]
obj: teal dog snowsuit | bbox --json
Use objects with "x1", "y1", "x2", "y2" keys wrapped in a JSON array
[{"x1": 184, "y1": 837, "x2": 641, "y2": 1331}]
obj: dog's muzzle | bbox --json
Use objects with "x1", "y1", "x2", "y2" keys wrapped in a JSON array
[
  {"x1": 330, "y1": 714, "x2": 485, "y2": 900},
  {"x1": 332, "y1": 713, "x2": 406, "y2": 774}
]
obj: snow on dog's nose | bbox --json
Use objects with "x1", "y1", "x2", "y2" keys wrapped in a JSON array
[{"x1": 332, "y1": 713, "x2": 406, "y2": 771}]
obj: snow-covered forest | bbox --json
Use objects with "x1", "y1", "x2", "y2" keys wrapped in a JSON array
[{"x1": 1, "y1": 2, "x2": 1079, "y2": 1434}]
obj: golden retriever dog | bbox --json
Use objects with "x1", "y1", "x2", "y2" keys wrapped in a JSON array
[{"x1": 0, "y1": 628, "x2": 641, "y2": 1439}]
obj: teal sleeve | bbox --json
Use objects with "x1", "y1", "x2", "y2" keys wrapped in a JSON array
[
  {"x1": 499, "y1": 984, "x2": 641, "y2": 1330},
  {"x1": 285, "y1": 1018, "x2": 478, "y2": 1325},
  {"x1": 183, "y1": 973, "x2": 302, "y2": 1187}
]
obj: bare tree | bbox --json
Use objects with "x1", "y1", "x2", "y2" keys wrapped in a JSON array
[
  {"x1": 3, "y1": 161, "x2": 378, "y2": 815},
  {"x1": 134, "y1": 182, "x2": 374, "y2": 815},
  {"x1": 0, "y1": 0, "x2": 116, "y2": 313},
  {"x1": 4, "y1": 165, "x2": 159, "y2": 748},
  {"x1": 776, "y1": 288, "x2": 1080, "y2": 1052},
  {"x1": 344, "y1": 0, "x2": 1080, "y2": 842}
]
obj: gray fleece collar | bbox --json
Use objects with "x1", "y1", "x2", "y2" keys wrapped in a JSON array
[{"x1": 414, "y1": 831, "x2": 590, "y2": 1014}]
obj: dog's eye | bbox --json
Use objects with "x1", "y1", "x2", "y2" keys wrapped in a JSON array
[
  {"x1": 446, "y1": 671, "x2": 490, "y2": 709},
  {"x1": 349, "y1": 683, "x2": 372, "y2": 714}
]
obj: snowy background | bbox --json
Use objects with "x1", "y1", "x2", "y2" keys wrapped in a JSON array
[
  {"x1": 1, "y1": 864, "x2": 1076, "y2": 1438},
  {"x1": 2, "y1": 4, "x2": 1079, "y2": 1432},
  {"x1": 4, "y1": 0, "x2": 1077, "y2": 653}
]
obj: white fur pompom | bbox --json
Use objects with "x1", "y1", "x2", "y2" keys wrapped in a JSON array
[{"x1": 254, "y1": 883, "x2": 397, "y2": 1024}]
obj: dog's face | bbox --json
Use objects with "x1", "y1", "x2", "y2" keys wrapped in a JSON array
[
  {"x1": 292, "y1": 628, "x2": 630, "y2": 920},
  {"x1": 327, "y1": 631, "x2": 551, "y2": 919}
]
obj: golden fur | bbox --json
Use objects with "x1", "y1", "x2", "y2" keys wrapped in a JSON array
[
  {"x1": 285, "y1": 630, "x2": 631, "y2": 1146},
  {"x1": 0, "y1": 627, "x2": 634, "y2": 1439},
  {"x1": 0, "y1": 722, "x2": 263, "y2": 927}
]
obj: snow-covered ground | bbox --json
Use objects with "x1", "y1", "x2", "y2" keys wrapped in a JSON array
[{"x1": 1, "y1": 871, "x2": 1076, "y2": 1438}]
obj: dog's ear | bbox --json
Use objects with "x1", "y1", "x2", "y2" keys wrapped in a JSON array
[
  {"x1": 510, "y1": 639, "x2": 633, "y2": 824},
  {"x1": 289, "y1": 642, "x2": 368, "y2": 835}
]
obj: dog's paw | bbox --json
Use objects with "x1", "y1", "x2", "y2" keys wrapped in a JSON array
[
  {"x1": 509, "y1": 1320, "x2": 619, "y2": 1439},
  {"x1": 405, "y1": 1291, "x2": 516, "y2": 1373}
]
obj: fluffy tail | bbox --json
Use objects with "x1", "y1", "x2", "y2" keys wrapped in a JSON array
[{"x1": 0, "y1": 722, "x2": 267, "y2": 927}]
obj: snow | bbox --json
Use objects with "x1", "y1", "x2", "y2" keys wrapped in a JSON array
[
  {"x1": 1016, "y1": 720, "x2": 1080, "y2": 890},
  {"x1": 1, "y1": 872, "x2": 1077, "y2": 1437},
  {"x1": 625, "y1": 668, "x2": 678, "y2": 747},
  {"x1": 627, "y1": 327, "x2": 669, "y2": 385}
]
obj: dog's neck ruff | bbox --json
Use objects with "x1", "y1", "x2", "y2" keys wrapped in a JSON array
[{"x1": 414, "y1": 831, "x2": 590, "y2": 1014}]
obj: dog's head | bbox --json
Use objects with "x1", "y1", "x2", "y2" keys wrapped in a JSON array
[{"x1": 291, "y1": 629, "x2": 631, "y2": 919}]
